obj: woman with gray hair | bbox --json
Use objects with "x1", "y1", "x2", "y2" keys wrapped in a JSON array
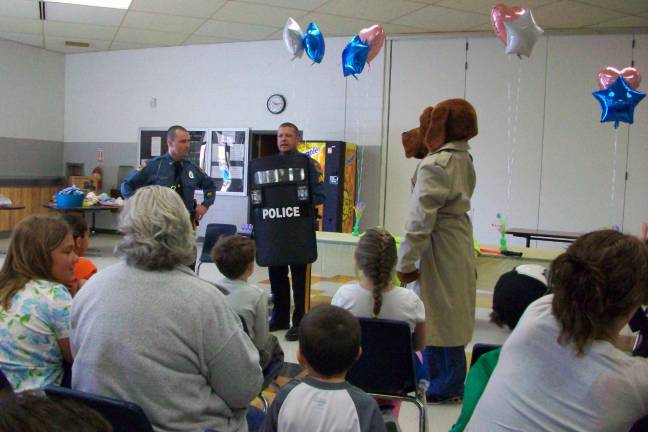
[{"x1": 70, "y1": 186, "x2": 263, "y2": 432}]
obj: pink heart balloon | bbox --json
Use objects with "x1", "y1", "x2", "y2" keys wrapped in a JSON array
[
  {"x1": 491, "y1": 4, "x2": 525, "y2": 45},
  {"x1": 358, "y1": 24, "x2": 385, "y2": 64},
  {"x1": 597, "y1": 66, "x2": 642, "y2": 90}
]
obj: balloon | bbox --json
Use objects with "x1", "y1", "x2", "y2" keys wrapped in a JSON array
[
  {"x1": 491, "y1": 4, "x2": 524, "y2": 45},
  {"x1": 592, "y1": 76, "x2": 646, "y2": 129},
  {"x1": 597, "y1": 66, "x2": 641, "y2": 90},
  {"x1": 283, "y1": 17, "x2": 304, "y2": 59},
  {"x1": 342, "y1": 35, "x2": 369, "y2": 78},
  {"x1": 304, "y1": 22, "x2": 325, "y2": 64},
  {"x1": 503, "y1": 9, "x2": 543, "y2": 58},
  {"x1": 358, "y1": 24, "x2": 385, "y2": 64}
]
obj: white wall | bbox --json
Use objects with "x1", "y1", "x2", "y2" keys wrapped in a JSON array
[
  {"x1": 384, "y1": 32, "x2": 648, "y2": 245},
  {"x1": 0, "y1": 38, "x2": 64, "y2": 141},
  {"x1": 64, "y1": 37, "x2": 384, "y2": 230}
]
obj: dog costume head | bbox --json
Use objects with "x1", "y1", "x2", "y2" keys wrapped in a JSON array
[{"x1": 402, "y1": 99, "x2": 478, "y2": 159}]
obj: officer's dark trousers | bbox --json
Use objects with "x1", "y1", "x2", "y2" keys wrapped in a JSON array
[{"x1": 268, "y1": 264, "x2": 311, "y2": 327}]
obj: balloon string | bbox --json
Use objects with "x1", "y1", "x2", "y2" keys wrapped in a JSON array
[
  {"x1": 505, "y1": 59, "x2": 522, "y2": 220},
  {"x1": 610, "y1": 129, "x2": 618, "y2": 228}
]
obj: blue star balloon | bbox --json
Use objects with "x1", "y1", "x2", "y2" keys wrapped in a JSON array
[
  {"x1": 592, "y1": 76, "x2": 646, "y2": 128},
  {"x1": 304, "y1": 22, "x2": 325, "y2": 64},
  {"x1": 342, "y1": 35, "x2": 369, "y2": 78}
]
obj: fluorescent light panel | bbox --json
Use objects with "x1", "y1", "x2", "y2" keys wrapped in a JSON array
[{"x1": 46, "y1": 0, "x2": 132, "y2": 9}]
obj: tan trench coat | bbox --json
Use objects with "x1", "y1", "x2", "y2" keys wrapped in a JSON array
[{"x1": 396, "y1": 140, "x2": 477, "y2": 347}]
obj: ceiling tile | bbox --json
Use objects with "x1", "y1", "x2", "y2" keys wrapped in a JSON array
[
  {"x1": 45, "y1": 2, "x2": 126, "y2": 26},
  {"x1": 122, "y1": 11, "x2": 204, "y2": 33},
  {"x1": 266, "y1": 28, "x2": 283, "y2": 40},
  {"x1": 576, "y1": 0, "x2": 648, "y2": 15},
  {"x1": 195, "y1": 19, "x2": 277, "y2": 40},
  {"x1": 316, "y1": 0, "x2": 426, "y2": 23},
  {"x1": 532, "y1": 0, "x2": 624, "y2": 28},
  {"x1": 0, "y1": 0, "x2": 39, "y2": 19},
  {"x1": 381, "y1": 22, "x2": 428, "y2": 34},
  {"x1": 299, "y1": 13, "x2": 377, "y2": 36},
  {"x1": 45, "y1": 35, "x2": 111, "y2": 53},
  {"x1": 0, "y1": 16, "x2": 42, "y2": 35},
  {"x1": 588, "y1": 15, "x2": 648, "y2": 28},
  {"x1": 214, "y1": 2, "x2": 307, "y2": 27},
  {"x1": 393, "y1": 6, "x2": 488, "y2": 31},
  {"x1": 468, "y1": 21, "x2": 493, "y2": 31},
  {"x1": 44, "y1": 21, "x2": 118, "y2": 40},
  {"x1": 183, "y1": 34, "x2": 242, "y2": 45},
  {"x1": 435, "y1": 0, "x2": 554, "y2": 14},
  {"x1": 113, "y1": 27, "x2": 191, "y2": 45},
  {"x1": 109, "y1": 40, "x2": 161, "y2": 50},
  {"x1": 0, "y1": 31, "x2": 43, "y2": 48},
  {"x1": 129, "y1": 0, "x2": 226, "y2": 18},
  {"x1": 235, "y1": 0, "x2": 329, "y2": 11}
]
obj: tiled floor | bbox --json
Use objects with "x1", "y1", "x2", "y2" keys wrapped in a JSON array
[{"x1": 0, "y1": 234, "x2": 534, "y2": 431}]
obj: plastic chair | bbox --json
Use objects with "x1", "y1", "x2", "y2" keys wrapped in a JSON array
[
  {"x1": 469, "y1": 343, "x2": 501, "y2": 367},
  {"x1": 44, "y1": 385, "x2": 154, "y2": 432},
  {"x1": 346, "y1": 318, "x2": 427, "y2": 432},
  {"x1": 196, "y1": 223, "x2": 237, "y2": 275}
]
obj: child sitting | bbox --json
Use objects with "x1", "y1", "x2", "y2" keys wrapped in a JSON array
[
  {"x1": 331, "y1": 227, "x2": 425, "y2": 431},
  {"x1": 450, "y1": 264, "x2": 548, "y2": 432},
  {"x1": 211, "y1": 235, "x2": 281, "y2": 369},
  {"x1": 60, "y1": 213, "x2": 97, "y2": 296},
  {"x1": 261, "y1": 305, "x2": 386, "y2": 432}
]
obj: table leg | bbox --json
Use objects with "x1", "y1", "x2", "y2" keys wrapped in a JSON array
[
  {"x1": 91, "y1": 211, "x2": 97, "y2": 235},
  {"x1": 526, "y1": 237, "x2": 531, "y2": 248}
]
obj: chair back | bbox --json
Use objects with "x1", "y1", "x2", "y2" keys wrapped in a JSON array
[
  {"x1": 347, "y1": 318, "x2": 416, "y2": 396},
  {"x1": 199, "y1": 223, "x2": 237, "y2": 263},
  {"x1": 44, "y1": 385, "x2": 155, "y2": 432},
  {"x1": 470, "y1": 343, "x2": 501, "y2": 367}
]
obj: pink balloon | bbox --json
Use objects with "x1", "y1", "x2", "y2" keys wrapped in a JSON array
[
  {"x1": 597, "y1": 66, "x2": 642, "y2": 90},
  {"x1": 491, "y1": 4, "x2": 525, "y2": 45},
  {"x1": 358, "y1": 24, "x2": 385, "y2": 64}
]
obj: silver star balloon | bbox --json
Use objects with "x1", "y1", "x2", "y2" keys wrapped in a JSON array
[{"x1": 504, "y1": 9, "x2": 544, "y2": 58}]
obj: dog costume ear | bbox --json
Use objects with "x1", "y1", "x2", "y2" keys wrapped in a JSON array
[
  {"x1": 424, "y1": 104, "x2": 450, "y2": 152},
  {"x1": 424, "y1": 99, "x2": 478, "y2": 152}
]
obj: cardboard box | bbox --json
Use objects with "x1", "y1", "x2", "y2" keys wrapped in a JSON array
[{"x1": 68, "y1": 176, "x2": 98, "y2": 192}]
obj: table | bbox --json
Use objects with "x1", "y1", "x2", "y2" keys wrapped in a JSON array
[
  {"x1": 506, "y1": 227, "x2": 583, "y2": 248},
  {"x1": 44, "y1": 204, "x2": 120, "y2": 234},
  {"x1": 0, "y1": 206, "x2": 25, "y2": 210}
]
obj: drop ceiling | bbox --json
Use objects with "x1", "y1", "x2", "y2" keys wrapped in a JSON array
[{"x1": 0, "y1": 0, "x2": 646, "y2": 54}]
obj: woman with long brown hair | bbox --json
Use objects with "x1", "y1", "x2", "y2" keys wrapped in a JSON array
[
  {"x1": 467, "y1": 230, "x2": 648, "y2": 431},
  {"x1": 0, "y1": 215, "x2": 77, "y2": 391}
]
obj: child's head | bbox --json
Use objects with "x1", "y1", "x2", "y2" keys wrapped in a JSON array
[
  {"x1": 490, "y1": 264, "x2": 548, "y2": 330},
  {"x1": 60, "y1": 213, "x2": 90, "y2": 257},
  {"x1": 355, "y1": 227, "x2": 397, "y2": 317},
  {"x1": 298, "y1": 305, "x2": 361, "y2": 378},
  {"x1": 211, "y1": 235, "x2": 255, "y2": 280},
  {"x1": 550, "y1": 229, "x2": 648, "y2": 356},
  {"x1": 0, "y1": 215, "x2": 76, "y2": 309}
]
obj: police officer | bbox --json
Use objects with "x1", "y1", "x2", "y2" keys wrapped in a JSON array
[
  {"x1": 121, "y1": 125, "x2": 216, "y2": 224},
  {"x1": 267, "y1": 122, "x2": 325, "y2": 341}
]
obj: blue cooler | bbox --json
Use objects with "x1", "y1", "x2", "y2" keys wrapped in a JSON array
[{"x1": 56, "y1": 193, "x2": 85, "y2": 208}]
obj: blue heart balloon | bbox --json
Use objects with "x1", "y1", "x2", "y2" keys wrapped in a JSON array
[
  {"x1": 592, "y1": 76, "x2": 646, "y2": 129},
  {"x1": 304, "y1": 22, "x2": 325, "y2": 64},
  {"x1": 342, "y1": 35, "x2": 369, "y2": 78}
]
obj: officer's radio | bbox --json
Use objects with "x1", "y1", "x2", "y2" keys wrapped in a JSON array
[{"x1": 249, "y1": 153, "x2": 317, "y2": 267}]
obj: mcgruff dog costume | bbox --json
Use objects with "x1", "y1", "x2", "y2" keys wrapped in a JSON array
[{"x1": 397, "y1": 99, "x2": 478, "y2": 401}]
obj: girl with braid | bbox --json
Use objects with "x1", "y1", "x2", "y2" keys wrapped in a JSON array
[
  {"x1": 467, "y1": 230, "x2": 648, "y2": 432},
  {"x1": 332, "y1": 228, "x2": 426, "y2": 431},
  {"x1": 332, "y1": 228, "x2": 426, "y2": 349}
]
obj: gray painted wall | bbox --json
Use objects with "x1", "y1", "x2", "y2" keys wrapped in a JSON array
[{"x1": 0, "y1": 137, "x2": 63, "y2": 177}]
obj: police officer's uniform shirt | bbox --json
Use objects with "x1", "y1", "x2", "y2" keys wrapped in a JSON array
[
  {"x1": 261, "y1": 376, "x2": 386, "y2": 432},
  {"x1": 121, "y1": 153, "x2": 216, "y2": 213}
]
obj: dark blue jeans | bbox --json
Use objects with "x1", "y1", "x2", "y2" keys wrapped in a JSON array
[{"x1": 424, "y1": 346, "x2": 466, "y2": 398}]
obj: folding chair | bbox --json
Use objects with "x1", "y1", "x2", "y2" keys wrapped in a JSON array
[
  {"x1": 44, "y1": 385, "x2": 154, "y2": 432},
  {"x1": 196, "y1": 223, "x2": 237, "y2": 275},
  {"x1": 469, "y1": 343, "x2": 501, "y2": 367},
  {"x1": 347, "y1": 318, "x2": 427, "y2": 432}
]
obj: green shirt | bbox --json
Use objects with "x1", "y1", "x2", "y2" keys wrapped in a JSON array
[{"x1": 450, "y1": 348, "x2": 501, "y2": 432}]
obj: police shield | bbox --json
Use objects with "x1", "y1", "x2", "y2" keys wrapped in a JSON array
[{"x1": 249, "y1": 153, "x2": 317, "y2": 266}]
